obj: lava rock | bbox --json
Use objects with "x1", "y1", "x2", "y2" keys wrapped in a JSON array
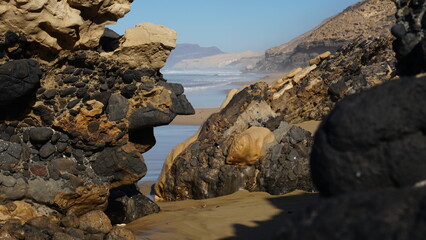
[
  {"x1": 29, "y1": 127, "x2": 53, "y2": 145},
  {"x1": 0, "y1": 59, "x2": 42, "y2": 113},
  {"x1": 311, "y1": 77, "x2": 426, "y2": 197},
  {"x1": 106, "y1": 94, "x2": 129, "y2": 121},
  {"x1": 129, "y1": 107, "x2": 176, "y2": 129}
]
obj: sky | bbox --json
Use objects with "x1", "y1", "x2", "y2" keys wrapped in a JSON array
[{"x1": 109, "y1": 0, "x2": 361, "y2": 53}]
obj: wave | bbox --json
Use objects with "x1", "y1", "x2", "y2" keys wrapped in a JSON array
[{"x1": 184, "y1": 81, "x2": 232, "y2": 92}]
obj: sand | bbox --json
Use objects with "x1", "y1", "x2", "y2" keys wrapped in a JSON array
[
  {"x1": 126, "y1": 190, "x2": 319, "y2": 240},
  {"x1": 130, "y1": 73, "x2": 322, "y2": 240},
  {"x1": 171, "y1": 108, "x2": 219, "y2": 125}
]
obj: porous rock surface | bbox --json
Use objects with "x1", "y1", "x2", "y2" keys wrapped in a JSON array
[
  {"x1": 311, "y1": 76, "x2": 426, "y2": 197},
  {"x1": 156, "y1": 82, "x2": 315, "y2": 201},
  {"x1": 156, "y1": 32, "x2": 396, "y2": 201},
  {"x1": 0, "y1": 0, "x2": 194, "y2": 238},
  {"x1": 0, "y1": 0, "x2": 132, "y2": 52}
]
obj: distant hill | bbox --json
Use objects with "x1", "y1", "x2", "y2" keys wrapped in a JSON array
[
  {"x1": 172, "y1": 50, "x2": 264, "y2": 70},
  {"x1": 165, "y1": 43, "x2": 224, "y2": 68},
  {"x1": 250, "y1": 0, "x2": 396, "y2": 72}
]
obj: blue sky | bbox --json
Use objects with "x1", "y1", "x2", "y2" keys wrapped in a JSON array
[{"x1": 109, "y1": 0, "x2": 360, "y2": 53}]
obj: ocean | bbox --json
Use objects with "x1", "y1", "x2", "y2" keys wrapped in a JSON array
[{"x1": 141, "y1": 70, "x2": 265, "y2": 182}]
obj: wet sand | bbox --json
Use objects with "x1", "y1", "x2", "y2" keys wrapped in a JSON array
[{"x1": 126, "y1": 190, "x2": 319, "y2": 240}]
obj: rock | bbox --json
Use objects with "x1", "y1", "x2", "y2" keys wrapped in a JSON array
[
  {"x1": 106, "y1": 184, "x2": 160, "y2": 224},
  {"x1": 29, "y1": 128, "x2": 53, "y2": 145},
  {"x1": 392, "y1": 0, "x2": 426, "y2": 75},
  {"x1": 0, "y1": 0, "x2": 132, "y2": 52},
  {"x1": 91, "y1": 146, "x2": 147, "y2": 187},
  {"x1": 251, "y1": 0, "x2": 395, "y2": 72},
  {"x1": 274, "y1": 186, "x2": 426, "y2": 240},
  {"x1": 103, "y1": 23, "x2": 177, "y2": 69},
  {"x1": 226, "y1": 126, "x2": 275, "y2": 166},
  {"x1": 0, "y1": 201, "x2": 40, "y2": 224},
  {"x1": 155, "y1": 83, "x2": 315, "y2": 200},
  {"x1": 0, "y1": 60, "x2": 42, "y2": 118},
  {"x1": 39, "y1": 143, "x2": 56, "y2": 159},
  {"x1": 78, "y1": 210, "x2": 112, "y2": 234},
  {"x1": 311, "y1": 77, "x2": 426, "y2": 197},
  {"x1": 129, "y1": 107, "x2": 176, "y2": 129},
  {"x1": 106, "y1": 94, "x2": 129, "y2": 121},
  {"x1": 106, "y1": 227, "x2": 135, "y2": 240}
]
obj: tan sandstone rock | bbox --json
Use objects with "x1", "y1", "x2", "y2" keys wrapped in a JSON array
[
  {"x1": 103, "y1": 22, "x2": 177, "y2": 69},
  {"x1": 106, "y1": 227, "x2": 136, "y2": 240},
  {"x1": 0, "y1": 201, "x2": 40, "y2": 224},
  {"x1": 0, "y1": 0, "x2": 131, "y2": 51},
  {"x1": 226, "y1": 126, "x2": 275, "y2": 166},
  {"x1": 79, "y1": 210, "x2": 112, "y2": 234}
]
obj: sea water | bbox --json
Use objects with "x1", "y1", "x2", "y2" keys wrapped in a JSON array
[{"x1": 141, "y1": 70, "x2": 265, "y2": 182}]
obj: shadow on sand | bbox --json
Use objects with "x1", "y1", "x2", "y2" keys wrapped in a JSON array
[{"x1": 221, "y1": 193, "x2": 320, "y2": 240}]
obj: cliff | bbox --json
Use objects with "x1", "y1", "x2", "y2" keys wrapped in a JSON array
[
  {"x1": 251, "y1": 0, "x2": 396, "y2": 72},
  {"x1": 164, "y1": 43, "x2": 224, "y2": 68},
  {"x1": 0, "y1": 1, "x2": 193, "y2": 238},
  {"x1": 171, "y1": 50, "x2": 264, "y2": 70}
]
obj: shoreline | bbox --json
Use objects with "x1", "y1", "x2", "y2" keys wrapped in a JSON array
[{"x1": 127, "y1": 189, "x2": 319, "y2": 240}]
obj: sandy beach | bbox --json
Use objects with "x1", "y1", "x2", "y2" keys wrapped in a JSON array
[{"x1": 127, "y1": 190, "x2": 319, "y2": 240}]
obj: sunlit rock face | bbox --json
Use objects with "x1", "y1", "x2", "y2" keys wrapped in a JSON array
[
  {"x1": 0, "y1": 0, "x2": 194, "y2": 237},
  {"x1": 103, "y1": 22, "x2": 178, "y2": 70},
  {"x1": 0, "y1": 0, "x2": 132, "y2": 51}
]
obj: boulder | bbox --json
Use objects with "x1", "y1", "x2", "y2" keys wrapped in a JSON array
[
  {"x1": 103, "y1": 23, "x2": 177, "y2": 69},
  {"x1": 155, "y1": 83, "x2": 315, "y2": 201},
  {"x1": 226, "y1": 126, "x2": 275, "y2": 166},
  {"x1": 0, "y1": 0, "x2": 132, "y2": 52},
  {"x1": 78, "y1": 210, "x2": 112, "y2": 234},
  {"x1": 310, "y1": 77, "x2": 426, "y2": 197}
]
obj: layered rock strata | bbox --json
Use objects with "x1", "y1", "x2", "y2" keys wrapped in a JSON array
[{"x1": 251, "y1": 0, "x2": 396, "y2": 72}]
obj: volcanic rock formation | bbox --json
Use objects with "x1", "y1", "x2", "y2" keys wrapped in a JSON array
[{"x1": 0, "y1": 0, "x2": 194, "y2": 238}]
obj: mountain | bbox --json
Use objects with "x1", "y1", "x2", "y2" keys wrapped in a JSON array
[
  {"x1": 250, "y1": 0, "x2": 396, "y2": 72},
  {"x1": 165, "y1": 43, "x2": 224, "y2": 68},
  {"x1": 171, "y1": 50, "x2": 264, "y2": 70}
]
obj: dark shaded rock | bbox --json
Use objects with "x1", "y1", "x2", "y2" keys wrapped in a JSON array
[
  {"x1": 32, "y1": 105, "x2": 54, "y2": 125},
  {"x1": 99, "y1": 28, "x2": 121, "y2": 52},
  {"x1": 91, "y1": 147, "x2": 147, "y2": 183},
  {"x1": 165, "y1": 82, "x2": 184, "y2": 96},
  {"x1": 106, "y1": 184, "x2": 160, "y2": 224},
  {"x1": 67, "y1": 99, "x2": 80, "y2": 109},
  {"x1": 120, "y1": 84, "x2": 137, "y2": 98},
  {"x1": 87, "y1": 122, "x2": 100, "y2": 133},
  {"x1": 392, "y1": 0, "x2": 426, "y2": 75},
  {"x1": 29, "y1": 127, "x2": 53, "y2": 145},
  {"x1": 274, "y1": 187, "x2": 426, "y2": 240},
  {"x1": 60, "y1": 87, "x2": 77, "y2": 97},
  {"x1": 129, "y1": 107, "x2": 176, "y2": 129},
  {"x1": 63, "y1": 76, "x2": 79, "y2": 84},
  {"x1": 42, "y1": 89, "x2": 57, "y2": 100},
  {"x1": 0, "y1": 59, "x2": 42, "y2": 119},
  {"x1": 311, "y1": 77, "x2": 426, "y2": 197},
  {"x1": 93, "y1": 92, "x2": 111, "y2": 108},
  {"x1": 170, "y1": 94, "x2": 195, "y2": 115},
  {"x1": 106, "y1": 94, "x2": 129, "y2": 121}
]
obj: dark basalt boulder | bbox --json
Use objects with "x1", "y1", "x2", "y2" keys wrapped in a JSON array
[
  {"x1": 0, "y1": 59, "x2": 42, "y2": 119},
  {"x1": 311, "y1": 76, "x2": 426, "y2": 197},
  {"x1": 274, "y1": 186, "x2": 426, "y2": 240}
]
